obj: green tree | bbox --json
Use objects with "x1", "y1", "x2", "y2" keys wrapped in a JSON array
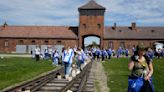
[{"x1": 86, "y1": 41, "x2": 99, "y2": 48}]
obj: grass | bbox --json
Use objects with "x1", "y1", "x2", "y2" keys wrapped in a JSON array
[
  {"x1": 102, "y1": 58, "x2": 164, "y2": 92},
  {"x1": 94, "y1": 80, "x2": 101, "y2": 92},
  {"x1": 0, "y1": 57, "x2": 55, "y2": 90}
]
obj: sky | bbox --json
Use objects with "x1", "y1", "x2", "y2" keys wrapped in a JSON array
[
  {"x1": 84, "y1": 36, "x2": 100, "y2": 46},
  {"x1": 0, "y1": 0, "x2": 164, "y2": 26}
]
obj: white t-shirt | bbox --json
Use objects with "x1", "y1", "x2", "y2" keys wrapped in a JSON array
[
  {"x1": 35, "y1": 48, "x2": 40, "y2": 55},
  {"x1": 63, "y1": 49, "x2": 74, "y2": 64}
]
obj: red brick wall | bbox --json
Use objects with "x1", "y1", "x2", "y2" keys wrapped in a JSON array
[
  {"x1": 0, "y1": 39, "x2": 17, "y2": 53},
  {"x1": 103, "y1": 39, "x2": 162, "y2": 54},
  {"x1": 79, "y1": 15, "x2": 104, "y2": 48},
  {"x1": 0, "y1": 38, "x2": 162, "y2": 53},
  {"x1": 0, "y1": 38, "x2": 78, "y2": 53}
]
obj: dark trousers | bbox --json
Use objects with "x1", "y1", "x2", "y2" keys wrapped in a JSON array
[
  {"x1": 93, "y1": 53, "x2": 96, "y2": 60},
  {"x1": 140, "y1": 80, "x2": 153, "y2": 92},
  {"x1": 108, "y1": 54, "x2": 111, "y2": 59},
  {"x1": 35, "y1": 55, "x2": 40, "y2": 61},
  {"x1": 102, "y1": 55, "x2": 105, "y2": 61}
]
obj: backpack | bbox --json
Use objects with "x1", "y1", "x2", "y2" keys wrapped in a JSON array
[{"x1": 63, "y1": 50, "x2": 73, "y2": 63}]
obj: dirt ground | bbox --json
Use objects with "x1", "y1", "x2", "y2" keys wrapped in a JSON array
[{"x1": 90, "y1": 61, "x2": 110, "y2": 92}]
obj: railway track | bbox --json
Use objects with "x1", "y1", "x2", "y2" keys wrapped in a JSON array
[{"x1": 2, "y1": 61, "x2": 94, "y2": 92}]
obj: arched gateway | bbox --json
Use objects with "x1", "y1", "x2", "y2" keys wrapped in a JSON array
[
  {"x1": 83, "y1": 35, "x2": 100, "y2": 48},
  {"x1": 1, "y1": 0, "x2": 164, "y2": 53},
  {"x1": 78, "y1": 0, "x2": 105, "y2": 49}
]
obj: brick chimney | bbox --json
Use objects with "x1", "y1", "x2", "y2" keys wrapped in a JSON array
[
  {"x1": 112, "y1": 23, "x2": 117, "y2": 30},
  {"x1": 3, "y1": 21, "x2": 8, "y2": 28},
  {"x1": 131, "y1": 22, "x2": 136, "y2": 30},
  {"x1": 1, "y1": 22, "x2": 8, "y2": 31}
]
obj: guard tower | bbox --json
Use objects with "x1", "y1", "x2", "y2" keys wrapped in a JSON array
[{"x1": 78, "y1": 0, "x2": 105, "y2": 48}]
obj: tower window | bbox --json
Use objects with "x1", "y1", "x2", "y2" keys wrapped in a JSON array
[
  {"x1": 151, "y1": 30, "x2": 155, "y2": 32},
  {"x1": 97, "y1": 24, "x2": 101, "y2": 29},
  {"x1": 83, "y1": 24, "x2": 86, "y2": 28}
]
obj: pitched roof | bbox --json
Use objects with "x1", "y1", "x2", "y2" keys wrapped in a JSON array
[
  {"x1": 78, "y1": 0, "x2": 105, "y2": 10},
  {"x1": 0, "y1": 26, "x2": 78, "y2": 39},
  {"x1": 104, "y1": 26, "x2": 164, "y2": 40},
  {"x1": 1, "y1": 25, "x2": 164, "y2": 40}
]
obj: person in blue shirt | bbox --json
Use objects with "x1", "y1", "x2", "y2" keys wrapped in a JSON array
[
  {"x1": 146, "y1": 48, "x2": 154, "y2": 60},
  {"x1": 125, "y1": 48, "x2": 129, "y2": 58},
  {"x1": 52, "y1": 48, "x2": 60, "y2": 66},
  {"x1": 74, "y1": 47, "x2": 84, "y2": 71},
  {"x1": 96, "y1": 48, "x2": 101, "y2": 62},
  {"x1": 62, "y1": 46, "x2": 74, "y2": 79},
  {"x1": 107, "y1": 48, "x2": 112, "y2": 60},
  {"x1": 117, "y1": 47, "x2": 122, "y2": 58},
  {"x1": 101, "y1": 49, "x2": 108, "y2": 61},
  {"x1": 161, "y1": 48, "x2": 164, "y2": 57},
  {"x1": 44, "y1": 48, "x2": 49, "y2": 60},
  {"x1": 92, "y1": 47, "x2": 96, "y2": 60}
]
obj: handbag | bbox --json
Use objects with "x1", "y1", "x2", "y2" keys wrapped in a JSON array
[{"x1": 128, "y1": 76, "x2": 144, "y2": 92}]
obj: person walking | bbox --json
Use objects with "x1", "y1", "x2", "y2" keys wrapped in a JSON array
[
  {"x1": 52, "y1": 48, "x2": 60, "y2": 66},
  {"x1": 35, "y1": 46, "x2": 41, "y2": 61},
  {"x1": 62, "y1": 46, "x2": 74, "y2": 79},
  {"x1": 128, "y1": 44, "x2": 154, "y2": 92},
  {"x1": 107, "y1": 48, "x2": 112, "y2": 60},
  {"x1": 74, "y1": 47, "x2": 84, "y2": 71}
]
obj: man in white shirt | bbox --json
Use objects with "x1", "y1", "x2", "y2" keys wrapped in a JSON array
[{"x1": 35, "y1": 46, "x2": 40, "y2": 61}]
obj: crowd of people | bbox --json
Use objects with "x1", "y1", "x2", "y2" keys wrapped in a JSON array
[
  {"x1": 32, "y1": 45, "x2": 164, "y2": 63},
  {"x1": 31, "y1": 45, "x2": 163, "y2": 83}
]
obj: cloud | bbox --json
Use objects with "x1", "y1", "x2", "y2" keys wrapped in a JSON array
[
  {"x1": 0, "y1": 0, "x2": 164, "y2": 26},
  {"x1": 97, "y1": 0, "x2": 164, "y2": 26}
]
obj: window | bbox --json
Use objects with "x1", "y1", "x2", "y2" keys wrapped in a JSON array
[
  {"x1": 151, "y1": 30, "x2": 155, "y2": 32},
  {"x1": 57, "y1": 40, "x2": 61, "y2": 43},
  {"x1": 4, "y1": 40, "x2": 9, "y2": 47},
  {"x1": 97, "y1": 24, "x2": 101, "y2": 29},
  {"x1": 120, "y1": 41, "x2": 125, "y2": 49},
  {"x1": 19, "y1": 40, "x2": 24, "y2": 44},
  {"x1": 44, "y1": 40, "x2": 49, "y2": 44},
  {"x1": 32, "y1": 40, "x2": 35, "y2": 44},
  {"x1": 83, "y1": 24, "x2": 86, "y2": 28},
  {"x1": 109, "y1": 41, "x2": 113, "y2": 48}
]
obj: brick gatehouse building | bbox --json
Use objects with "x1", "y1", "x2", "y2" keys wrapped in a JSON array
[{"x1": 0, "y1": 0, "x2": 164, "y2": 53}]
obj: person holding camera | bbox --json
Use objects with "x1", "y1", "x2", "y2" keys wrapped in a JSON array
[{"x1": 128, "y1": 44, "x2": 154, "y2": 92}]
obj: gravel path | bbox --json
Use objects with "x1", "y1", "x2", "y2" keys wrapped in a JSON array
[
  {"x1": 91, "y1": 61, "x2": 110, "y2": 92},
  {"x1": 0, "y1": 54, "x2": 31, "y2": 58}
]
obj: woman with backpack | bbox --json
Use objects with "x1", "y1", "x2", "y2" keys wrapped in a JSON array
[
  {"x1": 62, "y1": 46, "x2": 74, "y2": 79},
  {"x1": 74, "y1": 47, "x2": 84, "y2": 71},
  {"x1": 128, "y1": 44, "x2": 154, "y2": 92}
]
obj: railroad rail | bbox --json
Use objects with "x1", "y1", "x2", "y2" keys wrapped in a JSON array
[{"x1": 2, "y1": 61, "x2": 94, "y2": 92}]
